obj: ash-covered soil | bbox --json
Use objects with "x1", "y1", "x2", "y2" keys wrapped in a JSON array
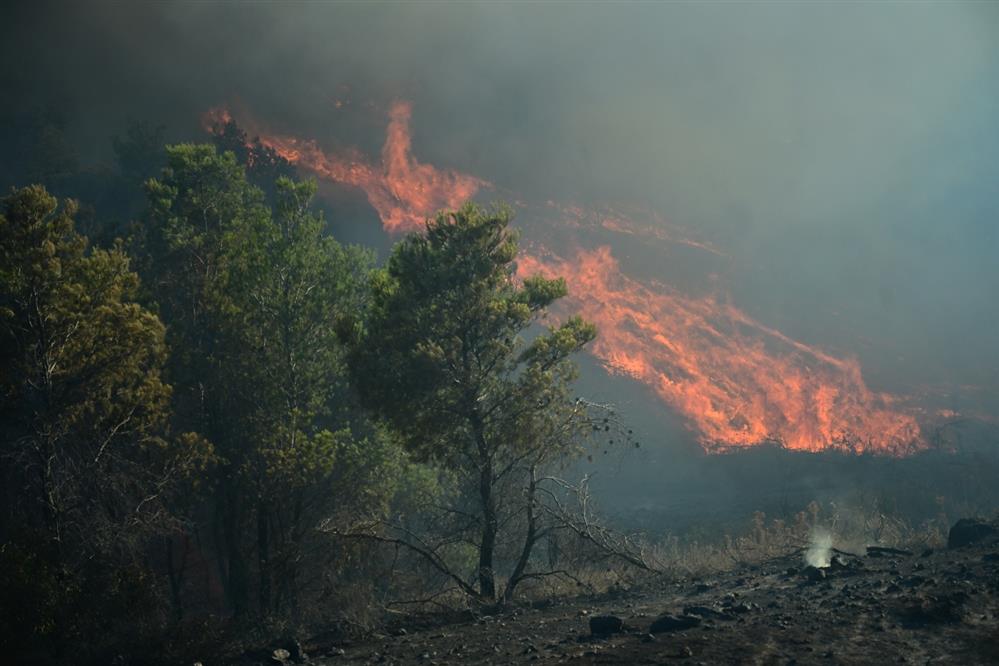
[{"x1": 269, "y1": 525, "x2": 999, "y2": 666}]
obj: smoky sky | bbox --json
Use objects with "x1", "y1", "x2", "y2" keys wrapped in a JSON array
[{"x1": 3, "y1": 1, "x2": 998, "y2": 405}]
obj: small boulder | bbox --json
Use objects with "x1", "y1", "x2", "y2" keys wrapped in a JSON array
[
  {"x1": 649, "y1": 614, "x2": 701, "y2": 634},
  {"x1": 728, "y1": 602, "x2": 757, "y2": 614},
  {"x1": 802, "y1": 566, "x2": 826, "y2": 583},
  {"x1": 589, "y1": 615, "x2": 624, "y2": 635},
  {"x1": 683, "y1": 605, "x2": 735, "y2": 621},
  {"x1": 947, "y1": 519, "x2": 998, "y2": 548},
  {"x1": 867, "y1": 545, "x2": 914, "y2": 557}
]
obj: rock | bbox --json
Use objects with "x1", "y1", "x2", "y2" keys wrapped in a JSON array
[
  {"x1": 896, "y1": 592, "x2": 967, "y2": 627},
  {"x1": 649, "y1": 614, "x2": 701, "y2": 633},
  {"x1": 589, "y1": 615, "x2": 624, "y2": 635},
  {"x1": 280, "y1": 638, "x2": 307, "y2": 663},
  {"x1": 900, "y1": 575, "x2": 927, "y2": 588},
  {"x1": 728, "y1": 602, "x2": 756, "y2": 614},
  {"x1": 948, "y1": 519, "x2": 998, "y2": 548},
  {"x1": 867, "y1": 546, "x2": 913, "y2": 558},
  {"x1": 802, "y1": 566, "x2": 826, "y2": 583},
  {"x1": 271, "y1": 648, "x2": 291, "y2": 664},
  {"x1": 683, "y1": 605, "x2": 736, "y2": 621}
]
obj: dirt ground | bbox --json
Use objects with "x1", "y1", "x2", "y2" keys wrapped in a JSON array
[{"x1": 280, "y1": 535, "x2": 999, "y2": 666}]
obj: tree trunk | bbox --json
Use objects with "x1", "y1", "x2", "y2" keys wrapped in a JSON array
[
  {"x1": 257, "y1": 501, "x2": 271, "y2": 615},
  {"x1": 469, "y1": 406, "x2": 498, "y2": 601},
  {"x1": 504, "y1": 465, "x2": 538, "y2": 602},
  {"x1": 478, "y1": 460, "x2": 497, "y2": 600},
  {"x1": 166, "y1": 533, "x2": 188, "y2": 622},
  {"x1": 222, "y1": 488, "x2": 249, "y2": 617},
  {"x1": 288, "y1": 492, "x2": 304, "y2": 620}
]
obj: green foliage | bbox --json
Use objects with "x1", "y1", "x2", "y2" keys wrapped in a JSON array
[
  {"x1": 0, "y1": 185, "x2": 186, "y2": 541},
  {"x1": 0, "y1": 135, "x2": 605, "y2": 655},
  {"x1": 355, "y1": 202, "x2": 595, "y2": 464},
  {"x1": 142, "y1": 145, "x2": 409, "y2": 618},
  {"x1": 221, "y1": 177, "x2": 373, "y2": 489},
  {"x1": 209, "y1": 118, "x2": 297, "y2": 201},
  {"x1": 142, "y1": 144, "x2": 270, "y2": 452},
  {"x1": 352, "y1": 202, "x2": 597, "y2": 599},
  {"x1": 0, "y1": 185, "x2": 205, "y2": 659}
]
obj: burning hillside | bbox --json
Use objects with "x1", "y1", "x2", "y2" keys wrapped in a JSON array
[{"x1": 207, "y1": 101, "x2": 924, "y2": 454}]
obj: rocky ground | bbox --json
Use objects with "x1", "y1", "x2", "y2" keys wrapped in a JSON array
[{"x1": 256, "y1": 521, "x2": 999, "y2": 666}]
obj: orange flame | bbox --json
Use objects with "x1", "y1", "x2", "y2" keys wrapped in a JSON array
[
  {"x1": 213, "y1": 101, "x2": 923, "y2": 454},
  {"x1": 244, "y1": 101, "x2": 486, "y2": 233},
  {"x1": 545, "y1": 200, "x2": 727, "y2": 257},
  {"x1": 518, "y1": 247, "x2": 921, "y2": 453},
  {"x1": 202, "y1": 106, "x2": 233, "y2": 130}
]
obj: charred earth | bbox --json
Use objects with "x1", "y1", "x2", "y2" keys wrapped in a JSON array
[{"x1": 237, "y1": 519, "x2": 999, "y2": 665}]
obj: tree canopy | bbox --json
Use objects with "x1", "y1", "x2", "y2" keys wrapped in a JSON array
[
  {"x1": 0, "y1": 133, "x2": 622, "y2": 664},
  {"x1": 353, "y1": 203, "x2": 597, "y2": 600},
  {"x1": 0, "y1": 185, "x2": 207, "y2": 655}
]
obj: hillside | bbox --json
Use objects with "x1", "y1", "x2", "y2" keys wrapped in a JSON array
[{"x1": 251, "y1": 521, "x2": 999, "y2": 666}]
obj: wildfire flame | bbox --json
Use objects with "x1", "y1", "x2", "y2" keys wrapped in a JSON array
[
  {"x1": 518, "y1": 247, "x2": 920, "y2": 453},
  {"x1": 210, "y1": 100, "x2": 924, "y2": 454},
  {"x1": 207, "y1": 101, "x2": 486, "y2": 233}
]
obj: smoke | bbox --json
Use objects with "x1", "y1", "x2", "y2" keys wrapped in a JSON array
[
  {"x1": 227, "y1": 100, "x2": 922, "y2": 452},
  {"x1": 805, "y1": 529, "x2": 833, "y2": 569},
  {"x1": 3, "y1": 2, "x2": 998, "y2": 454}
]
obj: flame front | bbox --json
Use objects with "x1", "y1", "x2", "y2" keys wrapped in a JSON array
[
  {"x1": 223, "y1": 100, "x2": 486, "y2": 233},
  {"x1": 214, "y1": 101, "x2": 923, "y2": 454},
  {"x1": 518, "y1": 247, "x2": 921, "y2": 453}
]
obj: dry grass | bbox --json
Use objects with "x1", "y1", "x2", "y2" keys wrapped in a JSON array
[{"x1": 645, "y1": 497, "x2": 952, "y2": 579}]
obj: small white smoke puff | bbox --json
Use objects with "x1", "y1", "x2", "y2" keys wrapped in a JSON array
[{"x1": 805, "y1": 529, "x2": 833, "y2": 568}]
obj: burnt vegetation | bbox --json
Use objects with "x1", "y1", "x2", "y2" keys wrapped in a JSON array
[{"x1": 0, "y1": 115, "x2": 997, "y2": 666}]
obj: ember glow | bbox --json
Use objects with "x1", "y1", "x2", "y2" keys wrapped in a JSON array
[{"x1": 216, "y1": 102, "x2": 924, "y2": 454}]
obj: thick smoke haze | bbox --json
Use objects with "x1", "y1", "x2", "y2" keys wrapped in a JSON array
[{"x1": 3, "y1": 1, "x2": 997, "y2": 426}]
